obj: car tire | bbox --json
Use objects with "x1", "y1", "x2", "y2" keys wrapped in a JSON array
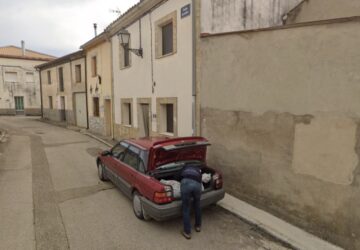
[
  {"x1": 97, "y1": 161, "x2": 108, "y2": 181},
  {"x1": 132, "y1": 191, "x2": 151, "y2": 221}
]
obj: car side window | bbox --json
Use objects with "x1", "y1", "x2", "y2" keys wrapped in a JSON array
[
  {"x1": 123, "y1": 150, "x2": 139, "y2": 170},
  {"x1": 138, "y1": 160, "x2": 146, "y2": 174},
  {"x1": 111, "y1": 142, "x2": 128, "y2": 160}
]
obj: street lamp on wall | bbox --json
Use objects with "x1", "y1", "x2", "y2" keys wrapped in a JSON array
[{"x1": 117, "y1": 30, "x2": 143, "y2": 57}]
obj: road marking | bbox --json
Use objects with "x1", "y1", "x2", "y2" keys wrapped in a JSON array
[{"x1": 30, "y1": 135, "x2": 70, "y2": 250}]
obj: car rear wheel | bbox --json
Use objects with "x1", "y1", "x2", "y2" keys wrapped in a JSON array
[
  {"x1": 132, "y1": 191, "x2": 151, "y2": 221},
  {"x1": 97, "y1": 162, "x2": 107, "y2": 181}
]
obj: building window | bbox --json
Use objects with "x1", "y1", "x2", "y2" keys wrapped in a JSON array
[
  {"x1": 164, "y1": 104, "x2": 174, "y2": 133},
  {"x1": 49, "y1": 96, "x2": 53, "y2": 109},
  {"x1": 120, "y1": 40, "x2": 131, "y2": 69},
  {"x1": 4, "y1": 72, "x2": 17, "y2": 82},
  {"x1": 155, "y1": 11, "x2": 177, "y2": 58},
  {"x1": 93, "y1": 97, "x2": 100, "y2": 117},
  {"x1": 121, "y1": 99, "x2": 133, "y2": 126},
  {"x1": 58, "y1": 67, "x2": 64, "y2": 92},
  {"x1": 26, "y1": 72, "x2": 34, "y2": 83},
  {"x1": 91, "y1": 56, "x2": 97, "y2": 77},
  {"x1": 47, "y1": 70, "x2": 51, "y2": 84},
  {"x1": 75, "y1": 64, "x2": 81, "y2": 83},
  {"x1": 162, "y1": 22, "x2": 173, "y2": 55},
  {"x1": 124, "y1": 44, "x2": 130, "y2": 67},
  {"x1": 157, "y1": 98, "x2": 177, "y2": 135}
]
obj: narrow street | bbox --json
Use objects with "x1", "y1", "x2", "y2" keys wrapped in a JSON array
[{"x1": 0, "y1": 116, "x2": 290, "y2": 250}]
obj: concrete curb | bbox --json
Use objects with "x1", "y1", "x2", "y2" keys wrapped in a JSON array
[
  {"x1": 79, "y1": 130, "x2": 344, "y2": 250},
  {"x1": 81, "y1": 131, "x2": 114, "y2": 147},
  {"x1": 218, "y1": 194, "x2": 344, "y2": 250}
]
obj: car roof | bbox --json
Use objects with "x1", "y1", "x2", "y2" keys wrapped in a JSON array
[{"x1": 126, "y1": 136, "x2": 207, "y2": 150}]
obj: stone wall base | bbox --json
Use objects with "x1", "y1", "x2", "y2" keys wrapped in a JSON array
[
  {"x1": 0, "y1": 109, "x2": 16, "y2": 115},
  {"x1": 43, "y1": 108, "x2": 75, "y2": 126},
  {"x1": 89, "y1": 117, "x2": 105, "y2": 135}
]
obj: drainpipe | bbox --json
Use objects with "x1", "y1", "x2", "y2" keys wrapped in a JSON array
[
  {"x1": 110, "y1": 35, "x2": 115, "y2": 139},
  {"x1": 192, "y1": 0, "x2": 197, "y2": 136},
  {"x1": 38, "y1": 68, "x2": 43, "y2": 118},
  {"x1": 85, "y1": 54, "x2": 89, "y2": 129},
  {"x1": 70, "y1": 58, "x2": 74, "y2": 126}
]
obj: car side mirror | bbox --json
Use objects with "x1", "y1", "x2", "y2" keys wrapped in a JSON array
[{"x1": 101, "y1": 150, "x2": 112, "y2": 156}]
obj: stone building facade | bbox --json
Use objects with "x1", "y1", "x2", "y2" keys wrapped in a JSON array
[
  {"x1": 0, "y1": 43, "x2": 55, "y2": 115},
  {"x1": 81, "y1": 33, "x2": 113, "y2": 137},
  {"x1": 106, "y1": 0, "x2": 196, "y2": 139},
  {"x1": 37, "y1": 51, "x2": 87, "y2": 127}
]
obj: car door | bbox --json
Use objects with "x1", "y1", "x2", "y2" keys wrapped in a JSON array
[
  {"x1": 103, "y1": 142, "x2": 129, "y2": 192},
  {"x1": 115, "y1": 145, "x2": 142, "y2": 198}
]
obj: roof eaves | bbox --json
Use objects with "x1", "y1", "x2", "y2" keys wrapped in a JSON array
[
  {"x1": 105, "y1": 0, "x2": 166, "y2": 37},
  {"x1": 0, "y1": 45, "x2": 56, "y2": 59},
  {"x1": 80, "y1": 31, "x2": 108, "y2": 50},
  {"x1": 0, "y1": 54, "x2": 54, "y2": 62},
  {"x1": 36, "y1": 50, "x2": 85, "y2": 70}
]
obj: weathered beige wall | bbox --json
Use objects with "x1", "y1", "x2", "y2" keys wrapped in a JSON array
[
  {"x1": 286, "y1": 0, "x2": 360, "y2": 24},
  {"x1": 112, "y1": 0, "x2": 194, "y2": 139},
  {"x1": 0, "y1": 58, "x2": 44, "y2": 114},
  {"x1": 201, "y1": 0, "x2": 302, "y2": 34},
  {"x1": 200, "y1": 21, "x2": 360, "y2": 250},
  {"x1": 86, "y1": 40, "x2": 113, "y2": 135},
  {"x1": 71, "y1": 57, "x2": 86, "y2": 93},
  {"x1": 40, "y1": 60, "x2": 77, "y2": 124}
]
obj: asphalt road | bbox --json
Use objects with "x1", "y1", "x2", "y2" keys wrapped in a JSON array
[{"x1": 0, "y1": 116, "x2": 291, "y2": 250}]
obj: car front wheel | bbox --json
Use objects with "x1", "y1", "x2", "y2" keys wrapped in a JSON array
[{"x1": 97, "y1": 162, "x2": 108, "y2": 181}]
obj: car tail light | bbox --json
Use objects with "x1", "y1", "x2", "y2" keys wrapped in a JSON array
[
  {"x1": 153, "y1": 185, "x2": 173, "y2": 204},
  {"x1": 213, "y1": 173, "x2": 223, "y2": 189}
]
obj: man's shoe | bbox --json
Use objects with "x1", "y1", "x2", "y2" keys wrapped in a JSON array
[
  {"x1": 182, "y1": 231, "x2": 191, "y2": 239},
  {"x1": 195, "y1": 226, "x2": 201, "y2": 232}
]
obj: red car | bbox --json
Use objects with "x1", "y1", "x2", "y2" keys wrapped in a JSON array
[{"x1": 96, "y1": 137, "x2": 225, "y2": 221}]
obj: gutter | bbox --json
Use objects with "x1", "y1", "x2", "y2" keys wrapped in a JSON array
[
  {"x1": 85, "y1": 54, "x2": 89, "y2": 129},
  {"x1": 38, "y1": 68, "x2": 43, "y2": 118},
  {"x1": 192, "y1": 0, "x2": 196, "y2": 136},
  {"x1": 109, "y1": 35, "x2": 115, "y2": 139}
]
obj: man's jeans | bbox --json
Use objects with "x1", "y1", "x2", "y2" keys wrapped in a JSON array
[{"x1": 181, "y1": 178, "x2": 202, "y2": 234}]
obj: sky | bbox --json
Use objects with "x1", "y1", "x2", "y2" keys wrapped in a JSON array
[{"x1": 0, "y1": 0, "x2": 140, "y2": 57}]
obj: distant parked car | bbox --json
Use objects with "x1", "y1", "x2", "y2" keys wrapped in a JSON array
[{"x1": 96, "y1": 136, "x2": 225, "y2": 221}]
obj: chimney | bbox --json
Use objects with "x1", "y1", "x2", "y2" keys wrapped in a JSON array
[
  {"x1": 93, "y1": 23, "x2": 97, "y2": 37},
  {"x1": 21, "y1": 40, "x2": 25, "y2": 56}
]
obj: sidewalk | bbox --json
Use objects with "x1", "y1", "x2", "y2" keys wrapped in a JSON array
[
  {"x1": 218, "y1": 194, "x2": 343, "y2": 250},
  {"x1": 79, "y1": 130, "x2": 116, "y2": 147},
  {"x1": 64, "y1": 126, "x2": 344, "y2": 250}
]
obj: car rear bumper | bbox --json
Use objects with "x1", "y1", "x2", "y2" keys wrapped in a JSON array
[{"x1": 140, "y1": 188, "x2": 225, "y2": 221}]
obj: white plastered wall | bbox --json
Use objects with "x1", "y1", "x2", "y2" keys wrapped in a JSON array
[{"x1": 112, "y1": 0, "x2": 193, "y2": 136}]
